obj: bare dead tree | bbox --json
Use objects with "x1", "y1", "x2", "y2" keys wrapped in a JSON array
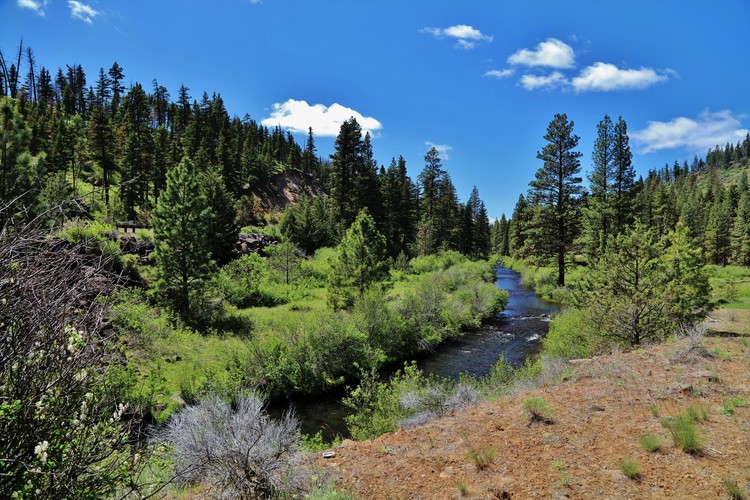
[{"x1": 0, "y1": 202, "x2": 152, "y2": 497}]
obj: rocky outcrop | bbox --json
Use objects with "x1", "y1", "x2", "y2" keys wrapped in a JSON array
[{"x1": 236, "y1": 233, "x2": 279, "y2": 256}]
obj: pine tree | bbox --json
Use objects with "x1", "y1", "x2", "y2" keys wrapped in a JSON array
[
  {"x1": 581, "y1": 115, "x2": 616, "y2": 258},
  {"x1": 199, "y1": 166, "x2": 238, "y2": 266},
  {"x1": 529, "y1": 113, "x2": 583, "y2": 285},
  {"x1": 152, "y1": 156, "x2": 215, "y2": 318},
  {"x1": 578, "y1": 222, "x2": 707, "y2": 345},
  {"x1": 302, "y1": 126, "x2": 318, "y2": 176},
  {"x1": 87, "y1": 106, "x2": 115, "y2": 208},
  {"x1": 328, "y1": 209, "x2": 388, "y2": 310},
  {"x1": 329, "y1": 117, "x2": 363, "y2": 231},
  {"x1": 474, "y1": 200, "x2": 492, "y2": 258},
  {"x1": 730, "y1": 188, "x2": 750, "y2": 265}
]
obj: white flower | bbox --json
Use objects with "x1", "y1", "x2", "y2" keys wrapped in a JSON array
[{"x1": 34, "y1": 441, "x2": 49, "y2": 464}]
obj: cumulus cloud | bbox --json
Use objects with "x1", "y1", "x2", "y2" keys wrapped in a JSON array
[
  {"x1": 425, "y1": 141, "x2": 453, "y2": 160},
  {"x1": 68, "y1": 0, "x2": 100, "y2": 23},
  {"x1": 261, "y1": 99, "x2": 382, "y2": 137},
  {"x1": 572, "y1": 62, "x2": 668, "y2": 92},
  {"x1": 632, "y1": 110, "x2": 750, "y2": 153},
  {"x1": 420, "y1": 24, "x2": 493, "y2": 50},
  {"x1": 17, "y1": 0, "x2": 48, "y2": 16},
  {"x1": 483, "y1": 68, "x2": 515, "y2": 79},
  {"x1": 520, "y1": 72, "x2": 568, "y2": 91},
  {"x1": 508, "y1": 38, "x2": 575, "y2": 69}
]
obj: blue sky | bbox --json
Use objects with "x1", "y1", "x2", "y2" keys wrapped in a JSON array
[{"x1": 3, "y1": 0, "x2": 749, "y2": 218}]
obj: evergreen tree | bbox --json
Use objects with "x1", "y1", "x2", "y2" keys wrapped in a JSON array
[
  {"x1": 329, "y1": 117, "x2": 363, "y2": 231},
  {"x1": 581, "y1": 115, "x2": 616, "y2": 258},
  {"x1": 577, "y1": 222, "x2": 708, "y2": 345},
  {"x1": 328, "y1": 209, "x2": 388, "y2": 310},
  {"x1": 730, "y1": 188, "x2": 750, "y2": 265},
  {"x1": 152, "y1": 156, "x2": 215, "y2": 318},
  {"x1": 200, "y1": 166, "x2": 238, "y2": 266},
  {"x1": 529, "y1": 113, "x2": 583, "y2": 285},
  {"x1": 509, "y1": 194, "x2": 529, "y2": 257},
  {"x1": 474, "y1": 200, "x2": 492, "y2": 258},
  {"x1": 87, "y1": 106, "x2": 115, "y2": 208},
  {"x1": 266, "y1": 240, "x2": 302, "y2": 287},
  {"x1": 302, "y1": 127, "x2": 318, "y2": 176}
]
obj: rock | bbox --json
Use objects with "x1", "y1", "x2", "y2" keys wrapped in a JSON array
[
  {"x1": 666, "y1": 382, "x2": 693, "y2": 393},
  {"x1": 236, "y1": 233, "x2": 279, "y2": 256},
  {"x1": 339, "y1": 439, "x2": 357, "y2": 449}
]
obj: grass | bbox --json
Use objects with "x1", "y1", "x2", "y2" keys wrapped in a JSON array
[
  {"x1": 686, "y1": 404, "x2": 710, "y2": 423},
  {"x1": 457, "y1": 482, "x2": 469, "y2": 496},
  {"x1": 719, "y1": 396, "x2": 748, "y2": 416},
  {"x1": 467, "y1": 446, "x2": 496, "y2": 470},
  {"x1": 523, "y1": 397, "x2": 554, "y2": 424},
  {"x1": 723, "y1": 477, "x2": 750, "y2": 500},
  {"x1": 650, "y1": 404, "x2": 660, "y2": 417},
  {"x1": 639, "y1": 433, "x2": 662, "y2": 452},
  {"x1": 660, "y1": 414, "x2": 703, "y2": 454},
  {"x1": 619, "y1": 456, "x2": 641, "y2": 479}
]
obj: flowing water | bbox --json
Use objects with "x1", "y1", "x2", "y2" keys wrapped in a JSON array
[{"x1": 279, "y1": 265, "x2": 561, "y2": 439}]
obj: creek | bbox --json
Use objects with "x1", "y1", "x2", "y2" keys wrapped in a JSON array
[{"x1": 277, "y1": 265, "x2": 561, "y2": 440}]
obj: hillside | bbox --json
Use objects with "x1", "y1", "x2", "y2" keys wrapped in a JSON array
[
  {"x1": 248, "y1": 170, "x2": 327, "y2": 213},
  {"x1": 320, "y1": 335, "x2": 750, "y2": 499}
]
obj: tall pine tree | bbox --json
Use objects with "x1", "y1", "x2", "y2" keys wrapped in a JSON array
[{"x1": 529, "y1": 113, "x2": 583, "y2": 286}]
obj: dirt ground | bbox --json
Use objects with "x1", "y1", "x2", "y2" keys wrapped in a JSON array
[{"x1": 320, "y1": 336, "x2": 750, "y2": 499}]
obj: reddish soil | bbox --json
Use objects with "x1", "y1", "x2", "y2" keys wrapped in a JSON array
[{"x1": 320, "y1": 336, "x2": 750, "y2": 499}]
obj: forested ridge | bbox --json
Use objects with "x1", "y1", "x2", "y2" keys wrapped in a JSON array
[
  {"x1": 494, "y1": 113, "x2": 750, "y2": 275},
  {"x1": 0, "y1": 42, "x2": 492, "y2": 261}
]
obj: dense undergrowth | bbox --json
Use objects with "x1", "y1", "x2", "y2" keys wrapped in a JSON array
[{"x1": 111, "y1": 249, "x2": 508, "y2": 423}]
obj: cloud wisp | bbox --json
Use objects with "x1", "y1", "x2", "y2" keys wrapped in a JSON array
[
  {"x1": 68, "y1": 0, "x2": 100, "y2": 23},
  {"x1": 421, "y1": 24, "x2": 493, "y2": 50},
  {"x1": 17, "y1": 0, "x2": 48, "y2": 16},
  {"x1": 483, "y1": 69, "x2": 515, "y2": 79},
  {"x1": 261, "y1": 99, "x2": 382, "y2": 138},
  {"x1": 425, "y1": 141, "x2": 453, "y2": 160},
  {"x1": 508, "y1": 38, "x2": 575, "y2": 69},
  {"x1": 520, "y1": 72, "x2": 568, "y2": 91},
  {"x1": 572, "y1": 62, "x2": 668, "y2": 92},
  {"x1": 632, "y1": 110, "x2": 750, "y2": 153}
]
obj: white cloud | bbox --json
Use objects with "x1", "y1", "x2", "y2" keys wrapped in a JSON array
[
  {"x1": 632, "y1": 110, "x2": 750, "y2": 153},
  {"x1": 17, "y1": 0, "x2": 47, "y2": 16},
  {"x1": 420, "y1": 24, "x2": 493, "y2": 50},
  {"x1": 261, "y1": 99, "x2": 382, "y2": 137},
  {"x1": 483, "y1": 68, "x2": 515, "y2": 79},
  {"x1": 248, "y1": 0, "x2": 262, "y2": 4},
  {"x1": 508, "y1": 38, "x2": 575, "y2": 69},
  {"x1": 572, "y1": 62, "x2": 668, "y2": 92},
  {"x1": 425, "y1": 141, "x2": 453, "y2": 160},
  {"x1": 520, "y1": 72, "x2": 568, "y2": 91},
  {"x1": 68, "y1": 1, "x2": 100, "y2": 23}
]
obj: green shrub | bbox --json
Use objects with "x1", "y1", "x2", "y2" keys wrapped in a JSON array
[
  {"x1": 523, "y1": 397, "x2": 554, "y2": 424},
  {"x1": 619, "y1": 456, "x2": 641, "y2": 479},
  {"x1": 214, "y1": 253, "x2": 289, "y2": 308},
  {"x1": 343, "y1": 364, "x2": 425, "y2": 440},
  {"x1": 639, "y1": 433, "x2": 662, "y2": 452},
  {"x1": 661, "y1": 414, "x2": 703, "y2": 453},
  {"x1": 543, "y1": 308, "x2": 598, "y2": 360},
  {"x1": 409, "y1": 250, "x2": 467, "y2": 274}
]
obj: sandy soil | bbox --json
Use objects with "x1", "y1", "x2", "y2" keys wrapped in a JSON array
[{"x1": 320, "y1": 336, "x2": 750, "y2": 499}]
